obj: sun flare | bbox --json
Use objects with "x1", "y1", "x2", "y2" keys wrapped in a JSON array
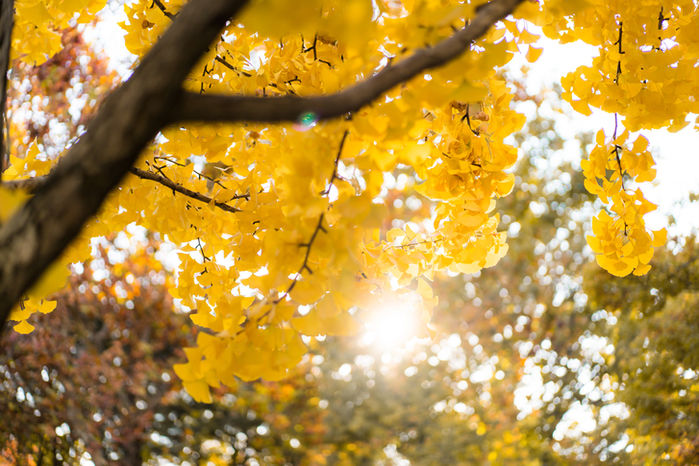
[{"x1": 360, "y1": 293, "x2": 428, "y2": 353}]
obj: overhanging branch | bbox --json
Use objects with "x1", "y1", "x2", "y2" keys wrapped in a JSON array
[
  {"x1": 170, "y1": 0, "x2": 522, "y2": 124},
  {"x1": 129, "y1": 167, "x2": 248, "y2": 213},
  {"x1": 3, "y1": 166, "x2": 248, "y2": 213},
  {"x1": 2, "y1": 175, "x2": 44, "y2": 192},
  {"x1": 0, "y1": 0, "x2": 523, "y2": 332},
  {"x1": 0, "y1": 0, "x2": 251, "y2": 330}
]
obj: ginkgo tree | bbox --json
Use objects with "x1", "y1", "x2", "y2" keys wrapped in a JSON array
[{"x1": 0, "y1": 0, "x2": 697, "y2": 403}]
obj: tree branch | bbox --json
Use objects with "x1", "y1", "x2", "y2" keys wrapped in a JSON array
[
  {"x1": 0, "y1": 0, "x2": 251, "y2": 329},
  {"x1": 129, "y1": 167, "x2": 248, "y2": 213},
  {"x1": 0, "y1": 0, "x2": 521, "y2": 330},
  {"x1": 169, "y1": 0, "x2": 522, "y2": 124},
  {"x1": 244, "y1": 131, "x2": 349, "y2": 330},
  {"x1": 278, "y1": 131, "x2": 348, "y2": 302},
  {"x1": 2, "y1": 176, "x2": 43, "y2": 191},
  {"x1": 3, "y1": 166, "x2": 249, "y2": 211},
  {"x1": 0, "y1": 0, "x2": 14, "y2": 180}
]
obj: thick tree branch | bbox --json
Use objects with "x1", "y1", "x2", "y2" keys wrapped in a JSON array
[
  {"x1": 0, "y1": 0, "x2": 520, "y2": 330},
  {"x1": 0, "y1": 0, "x2": 13, "y2": 179},
  {"x1": 170, "y1": 0, "x2": 523, "y2": 124},
  {"x1": 0, "y1": 0, "x2": 250, "y2": 329},
  {"x1": 2, "y1": 175, "x2": 45, "y2": 192}
]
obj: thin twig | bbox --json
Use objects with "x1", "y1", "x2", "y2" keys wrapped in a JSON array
[
  {"x1": 276, "y1": 131, "x2": 349, "y2": 303},
  {"x1": 460, "y1": 105, "x2": 480, "y2": 136},
  {"x1": 277, "y1": 214, "x2": 327, "y2": 300},
  {"x1": 612, "y1": 114, "x2": 628, "y2": 236},
  {"x1": 151, "y1": 0, "x2": 177, "y2": 20},
  {"x1": 322, "y1": 129, "x2": 348, "y2": 195},
  {"x1": 214, "y1": 55, "x2": 252, "y2": 77},
  {"x1": 384, "y1": 237, "x2": 444, "y2": 250},
  {"x1": 614, "y1": 21, "x2": 623, "y2": 85},
  {"x1": 2, "y1": 167, "x2": 250, "y2": 215},
  {"x1": 612, "y1": 113, "x2": 625, "y2": 192},
  {"x1": 657, "y1": 7, "x2": 666, "y2": 30},
  {"x1": 156, "y1": 11, "x2": 253, "y2": 80},
  {"x1": 129, "y1": 167, "x2": 247, "y2": 213},
  {"x1": 611, "y1": 22, "x2": 628, "y2": 237},
  {"x1": 241, "y1": 131, "x2": 350, "y2": 330},
  {"x1": 153, "y1": 156, "x2": 228, "y2": 189}
]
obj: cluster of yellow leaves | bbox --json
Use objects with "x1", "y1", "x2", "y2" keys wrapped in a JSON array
[
  {"x1": 107, "y1": 0, "x2": 534, "y2": 401},
  {"x1": 555, "y1": 0, "x2": 699, "y2": 132},
  {"x1": 534, "y1": 0, "x2": 699, "y2": 275},
  {"x1": 5, "y1": 253, "x2": 73, "y2": 334},
  {"x1": 12, "y1": 0, "x2": 107, "y2": 65},
  {"x1": 2, "y1": 141, "x2": 52, "y2": 179},
  {"x1": 582, "y1": 129, "x2": 666, "y2": 276},
  {"x1": 364, "y1": 76, "x2": 522, "y2": 284}
]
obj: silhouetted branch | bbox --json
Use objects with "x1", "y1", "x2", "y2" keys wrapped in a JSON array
[{"x1": 170, "y1": 0, "x2": 522, "y2": 124}]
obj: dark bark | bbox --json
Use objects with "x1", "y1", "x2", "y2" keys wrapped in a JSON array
[{"x1": 0, "y1": 0, "x2": 13, "y2": 176}]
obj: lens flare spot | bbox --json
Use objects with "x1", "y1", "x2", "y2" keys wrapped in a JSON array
[{"x1": 293, "y1": 112, "x2": 318, "y2": 131}]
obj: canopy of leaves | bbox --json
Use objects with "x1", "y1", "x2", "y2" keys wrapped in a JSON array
[
  {"x1": 1, "y1": 0, "x2": 698, "y2": 464},
  {"x1": 4, "y1": 0, "x2": 695, "y2": 392}
]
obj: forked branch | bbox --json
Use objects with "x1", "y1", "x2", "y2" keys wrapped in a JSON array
[
  {"x1": 0, "y1": 0, "x2": 522, "y2": 330},
  {"x1": 170, "y1": 0, "x2": 523, "y2": 124}
]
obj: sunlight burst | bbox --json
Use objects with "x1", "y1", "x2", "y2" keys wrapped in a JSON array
[{"x1": 360, "y1": 293, "x2": 428, "y2": 354}]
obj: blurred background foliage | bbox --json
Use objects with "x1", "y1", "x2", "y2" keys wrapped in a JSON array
[{"x1": 2, "y1": 21, "x2": 699, "y2": 466}]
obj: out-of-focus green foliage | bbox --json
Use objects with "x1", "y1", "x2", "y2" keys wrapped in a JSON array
[
  {"x1": 584, "y1": 239, "x2": 699, "y2": 463},
  {"x1": 3, "y1": 91, "x2": 699, "y2": 465}
]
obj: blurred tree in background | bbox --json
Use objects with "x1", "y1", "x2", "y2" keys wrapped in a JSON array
[{"x1": 0, "y1": 241, "x2": 191, "y2": 464}]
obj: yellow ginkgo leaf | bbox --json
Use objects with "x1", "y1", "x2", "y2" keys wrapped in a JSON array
[
  {"x1": 0, "y1": 187, "x2": 30, "y2": 222},
  {"x1": 13, "y1": 320, "x2": 35, "y2": 335},
  {"x1": 183, "y1": 380, "x2": 213, "y2": 404},
  {"x1": 526, "y1": 46, "x2": 543, "y2": 62}
]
